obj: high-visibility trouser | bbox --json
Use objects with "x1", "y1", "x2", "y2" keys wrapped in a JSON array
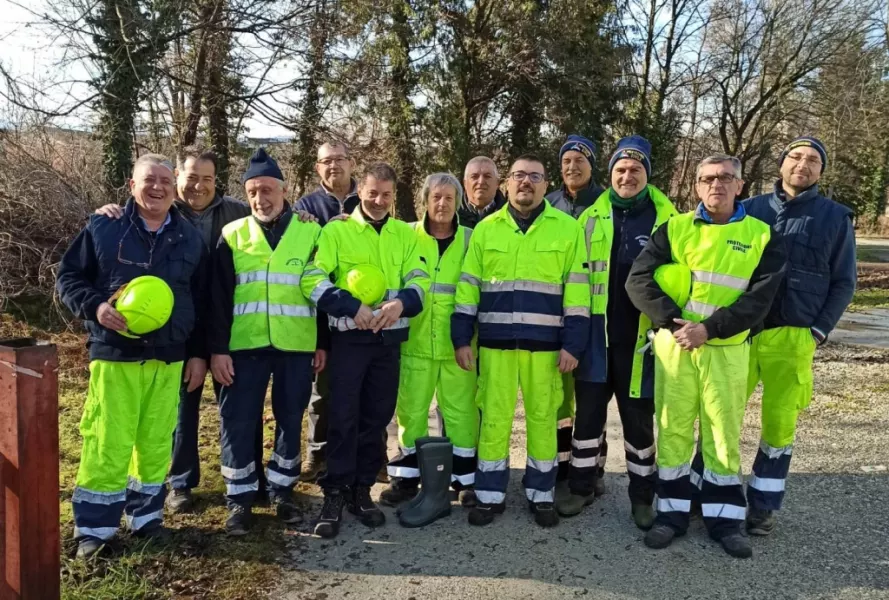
[
  {"x1": 475, "y1": 348, "x2": 562, "y2": 505},
  {"x1": 652, "y1": 329, "x2": 748, "y2": 539},
  {"x1": 746, "y1": 326, "x2": 816, "y2": 511},
  {"x1": 73, "y1": 359, "x2": 183, "y2": 541},
  {"x1": 388, "y1": 354, "x2": 479, "y2": 488},
  {"x1": 556, "y1": 372, "x2": 575, "y2": 481}
]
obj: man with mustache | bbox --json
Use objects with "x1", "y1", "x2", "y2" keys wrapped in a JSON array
[{"x1": 458, "y1": 156, "x2": 507, "y2": 229}]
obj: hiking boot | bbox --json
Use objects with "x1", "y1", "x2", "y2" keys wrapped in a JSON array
[
  {"x1": 458, "y1": 488, "x2": 478, "y2": 508},
  {"x1": 631, "y1": 503, "x2": 655, "y2": 531},
  {"x1": 314, "y1": 490, "x2": 346, "y2": 538},
  {"x1": 300, "y1": 456, "x2": 326, "y2": 483},
  {"x1": 746, "y1": 508, "x2": 777, "y2": 536},
  {"x1": 593, "y1": 477, "x2": 606, "y2": 497},
  {"x1": 720, "y1": 533, "x2": 753, "y2": 558},
  {"x1": 398, "y1": 441, "x2": 453, "y2": 528},
  {"x1": 644, "y1": 524, "x2": 678, "y2": 549},
  {"x1": 467, "y1": 502, "x2": 505, "y2": 526},
  {"x1": 225, "y1": 505, "x2": 251, "y2": 536},
  {"x1": 555, "y1": 485, "x2": 594, "y2": 517},
  {"x1": 349, "y1": 486, "x2": 386, "y2": 528},
  {"x1": 166, "y1": 488, "x2": 195, "y2": 514},
  {"x1": 379, "y1": 479, "x2": 419, "y2": 507},
  {"x1": 530, "y1": 502, "x2": 560, "y2": 528},
  {"x1": 76, "y1": 537, "x2": 106, "y2": 559},
  {"x1": 274, "y1": 496, "x2": 304, "y2": 525}
]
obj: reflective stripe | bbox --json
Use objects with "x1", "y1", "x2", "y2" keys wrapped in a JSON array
[
  {"x1": 221, "y1": 462, "x2": 256, "y2": 481},
  {"x1": 399, "y1": 445, "x2": 417, "y2": 456},
  {"x1": 590, "y1": 283, "x2": 605, "y2": 295},
  {"x1": 659, "y1": 463, "x2": 691, "y2": 480},
  {"x1": 564, "y1": 306, "x2": 591, "y2": 318},
  {"x1": 404, "y1": 269, "x2": 426, "y2": 282},
  {"x1": 236, "y1": 270, "x2": 267, "y2": 285},
  {"x1": 476, "y1": 490, "x2": 506, "y2": 504},
  {"x1": 459, "y1": 273, "x2": 481, "y2": 287},
  {"x1": 126, "y1": 478, "x2": 163, "y2": 496},
  {"x1": 74, "y1": 526, "x2": 118, "y2": 541},
  {"x1": 702, "y1": 503, "x2": 746, "y2": 520},
  {"x1": 589, "y1": 260, "x2": 607, "y2": 272},
  {"x1": 624, "y1": 441, "x2": 655, "y2": 460},
  {"x1": 387, "y1": 317, "x2": 410, "y2": 330},
  {"x1": 558, "y1": 451, "x2": 571, "y2": 463},
  {"x1": 570, "y1": 455, "x2": 598, "y2": 468},
  {"x1": 452, "y1": 472, "x2": 475, "y2": 485},
  {"x1": 657, "y1": 497, "x2": 691, "y2": 513},
  {"x1": 407, "y1": 283, "x2": 426, "y2": 302},
  {"x1": 526, "y1": 488, "x2": 554, "y2": 503},
  {"x1": 690, "y1": 470, "x2": 703, "y2": 490},
  {"x1": 572, "y1": 437, "x2": 600, "y2": 450},
  {"x1": 748, "y1": 475, "x2": 786, "y2": 492},
  {"x1": 692, "y1": 270, "x2": 749, "y2": 291},
  {"x1": 566, "y1": 272, "x2": 587, "y2": 284},
  {"x1": 703, "y1": 469, "x2": 742, "y2": 487},
  {"x1": 455, "y1": 303, "x2": 478, "y2": 316},
  {"x1": 760, "y1": 440, "x2": 793, "y2": 458},
  {"x1": 304, "y1": 268, "x2": 327, "y2": 278},
  {"x1": 431, "y1": 283, "x2": 457, "y2": 294},
  {"x1": 683, "y1": 299, "x2": 718, "y2": 318},
  {"x1": 478, "y1": 458, "x2": 508, "y2": 472},
  {"x1": 597, "y1": 455, "x2": 606, "y2": 467},
  {"x1": 266, "y1": 469, "x2": 299, "y2": 487},
  {"x1": 463, "y1": 229, "x2": 472, "y2": 252},
  {"x1": 528, "y1": 457, "x2": 557, "y2": 473},
  {"x1": 271, "y1": 452, "x2": 301, "y2": 470},
  {"x1": 627, "y1": 462, "x2": 657, "y2": 477},
  {"x1": 72, "y1": 487, "x2": 126, "y2": 505},
  {"x1": 268, "y1": 304, "x2": 315, "y2": 317},
  {"x1": 234, "y1": 301, "x2": 267, "y2": 316},
  {"x1": 388, "y1": 465, "x2": 421, "y2": 479},
  {"x1": 267, "y1": 273, "x2": 303, "y2": 286},
  {"x1": 481, "y1": 280, "x2": 563, "y2": 295},
  {"x1": 584, "y1": 218, "x2": 596, "y2": 260},
  {"x1": 453, "y1": 445, "x2": 476, "y2": 458},
  {"x1": 226, "y1": 482, "x2": 259, "y2": 495},
  {"x1": 557, "y1": 418, "x2": 573, "y2": 428},
  {"x1": 126, "y1": 509, "x2": 163, "y2": 531},
  {"x1": 478, "y1": 312, "x2": 562, "y2": 327},
  {"x1": 310, "y1": 280, "x2": 335, "y2": 303}
]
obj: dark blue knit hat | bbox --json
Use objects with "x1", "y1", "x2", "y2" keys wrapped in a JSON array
[
  {"x1": 609, "y1": 135, "x2": 652, "y2": 177},
  {"x1": 559, "y1": 134, "x2": 596, "y2": 166},
  {"x1": 780, "y1": 136, "x2": 827, "y2": 173},
  {"x1": 241, "y1": 147, "x2": 284, "y2": 184}
]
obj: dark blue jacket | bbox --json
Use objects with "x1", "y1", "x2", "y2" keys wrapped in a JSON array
[
  {"x1": 743, "y1": 182, "x2": 856, "y2": 342},
  {"x1": 57, "y1": 199, "x2": 207, "y2": 362},
  {"x1": 293, "y1": 181, "x2": 359, "y2": 225}
]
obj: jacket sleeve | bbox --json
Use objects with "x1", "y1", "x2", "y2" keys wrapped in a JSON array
[
  {"x1": 625, "y1": 222, "x2": 683, "y2": 328},
  {"x1": 701, "y1": 231, "x2": 787, "y2": 340},
  {"x1": 56, "y1": 221, "x2": 105, "y2": 321},
  {"x1": 186, "y1": 245, "x2": 210, "y2": 359},
  {"x1": 451, "y1": 227, "x2": 483, "y2": 349},
  {"x1": 561, "y1": 223, "x2": 591, "y2": 358},
  {"x1": 208, "y1": 235, "x2": 236, "y2": 355},
  {"x1": 396, "y1": 235, "x2": 430, "y2": 319},
  {"x1": 300, "y1": 224, "x2": 362, "y2": 318},
  {"x1": 812, "y1": 216, "x2": 856, "y2": 341}
]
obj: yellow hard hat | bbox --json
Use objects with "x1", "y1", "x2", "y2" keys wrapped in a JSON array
[
  {"x1": 337, "y1": 264, "x2": 386, "y2": 306},
  {"x1": 113, "y1": 276, "x2": 175, "y2": 337},
  {"x1": 654, "y1": 263, "x2": 692, "y2": 308}
]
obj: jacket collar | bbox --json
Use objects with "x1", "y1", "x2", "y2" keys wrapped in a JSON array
[
  {"x1": 772, "y1": 179, "x2": 820, "y2": 206},
  {"x1": 124, "y1": 197, "x2": 181, "y2": 230},
  {"x1": 350, "y1": 205, "x2": 391, "y2": 230},
  {"x1": 421, "y1": 212, "x2": 459, "y2": 238},
  {"x1": 462, "y1": 188, "x2": 506, "y2": 216},
  {"x1": 320, "y1": 179, "x2": 358, "y2": 202},
  {"x1": 175, "y1": 193, "x2": 222, "y2": 218},
  {"x1": 694, "y1": 201, "x2": 746, "y2": 224}
]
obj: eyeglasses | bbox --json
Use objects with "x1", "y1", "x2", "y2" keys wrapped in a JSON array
[
  {"x1": 117, "y1": 221, "x2": 155, "y2": 269},
  {"x1": 509, "y1": 171, "x2": 546, "y2": 184},
  {"x1": 317, "y1": 157, "x2": 350, "y2": 167},
  {"x1": 785, "y1": 153, "x2": 822, "y2": 166},
  {"x1": 697, "y1": 173, "x2": 737, "y2": 187}
]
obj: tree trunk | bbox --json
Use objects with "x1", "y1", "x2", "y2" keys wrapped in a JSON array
[{"x1": 389, "y1": 0, "x2": 417, "y2": 220}]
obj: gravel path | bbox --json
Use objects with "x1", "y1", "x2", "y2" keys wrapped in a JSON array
[{"x1": 277, "y1": 343, "x2": 889, "y2": 600}]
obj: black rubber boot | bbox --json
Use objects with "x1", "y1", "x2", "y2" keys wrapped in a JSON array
[
  {"x1": 398, "y1": 441, "x2": 453, "y2": 528},
  {"x1": 394, "y1": 436, "x2": 449, "y2": 516}
]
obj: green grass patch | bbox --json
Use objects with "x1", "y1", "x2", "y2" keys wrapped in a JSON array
[{"x1": 848, "y1": 288, "x2": 889, "y2": 312}]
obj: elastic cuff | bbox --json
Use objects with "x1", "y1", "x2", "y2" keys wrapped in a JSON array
[{"x1": 810, "y1": 326, "x2": 826, "y2": 345}]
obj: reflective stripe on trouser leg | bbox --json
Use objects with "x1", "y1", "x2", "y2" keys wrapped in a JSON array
[
  {"x1": 652, "y1": 329, "x2": 698, "y2": 533},
  {"x1": 475, "y1": 348, "x2": 519, "y2": 505},
  {"x1": 521, "y1": 350, "x2": 561, "y2": 503},
  {"x1": 569, "y1": 379, "x2": 609, "y2": 496},
  {"x1": 390, "y1": 354, "x2": 438, "y2": 482},
  {"x1": 747, "y1": 327, "x2": 815, "y2": 511},
  {"x1": 556, "y1": 372, "x2": 575, "y2": 481},
  {"x1": 123, "y1": 360, "x2": 183, "y2": 532},
  {"x1": 615, "y1": 390, "x2": 657, "y2": 505},
  {"x1": 698, "y1": 341, "x2": 749, "y2": 538},
  {"x1": 435, "y1": 357, "x2": 479, "y2": 489},
  {"x1": 267, "y1": 353, "x2": 314, "y2": 500}
]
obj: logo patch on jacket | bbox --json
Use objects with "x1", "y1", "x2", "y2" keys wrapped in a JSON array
[
  {"x1": 286, "y1": 258, "x2": 305, "y2": 267},
  {"x1": 727, "y1": 240, "x2": 751, "y2": 253},
  {"x1": 635, "y1": 234, "x2": 650, "y2": 248}
]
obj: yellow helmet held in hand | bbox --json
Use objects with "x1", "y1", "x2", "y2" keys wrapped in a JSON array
[
  {"x1": 654, "y1": 263, "x2": 692, "y2": 308},
  {"x1": 113, "y1": 275, "x2": 175, "y2": 337},
  {"x1": 337, "y1": 264, "x2": 386, "y2": 306}
]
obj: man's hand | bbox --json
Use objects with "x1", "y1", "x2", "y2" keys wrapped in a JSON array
[
  {"x1": 211, "y1": 353, "x2": 235, "y2": 386},
  {"x1": 672, "y1": 318, "x2": 708, "y2": 351},
  {"x1": 95, "y1": 204, "x2": 124, "y2": 219},
  {"x1": 97, "y1": 302, "x2": 128, "y2": 332},
  {"x1": 558, "y1": 349, "x2": 579, "y2": 374},
  {"x1": 313, "y1": 349, "x2": 327, "y2": 374},
  {"x1": 296, "y1": 210, "x2": 318, "y2": 223},
  {"x1": 327, "y1": 213, "x2": 350, "y2": 224},
  {"x1": 370, "y1": 299, "x2": 404, "y2": 333},
  {"x1": 455, "y1": 346, "x2": 475, "y2": 371},
  {"x1": 183, "y1": 357, "x2": 208, "y2": 392},
  {"x1": 353, "y1": 304, "x2": 375, "y2": 330}
]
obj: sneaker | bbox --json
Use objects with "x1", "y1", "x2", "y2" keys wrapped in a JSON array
[
  {"x1": 644, "y1": 524, "x2": 678, "y2": 549},
  {"x1": 530, "y1": 502, "x2": 560, "y2": 528},
  {"x1": 720, "y1": 533, "x2": 753, "y2": 558},
  {"x1": 631, "y1": 503, "x2": 655, "y2": 531},
  {"x1": 225, "y1": 505, "x2": 251, "y2": 536},
  {"x1": 467, "y1": 502, "x2": 506, "y2": 526},
  {"x1": 314, "y1": 491, "x2": 346, "y2": 538},
  {"x1": 300, "y1": 457, "x2": 326, "y2": 483},
  {"x1": 746, "y1": 508, "x2": 776, "y2": 536},
  {"x1": 379, "y1": 480, "x2": 419, "y2": 507},
  {"x1": 166, "y1": 488, "x2": 195, "y2": 514},
  {"x1": 348, "y1": 486, "x2": 386, "y2": 528},
  {"x1": 274, "y1": 497, "x2": 304, "y2": 525},
  {"x1": 458, "y1": 488, "x2": 478, "y2": 508},
  {"x1": 75, "y1": 537, "x2": 106, "y2": 559}
]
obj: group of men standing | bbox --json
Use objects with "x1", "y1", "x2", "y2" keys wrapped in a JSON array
[{"x1": 57, "y1": 131, "x2": 855, "y2": 561}]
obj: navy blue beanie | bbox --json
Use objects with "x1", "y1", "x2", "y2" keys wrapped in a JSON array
[
  {"x1": 609, "y1": 135, "x2": 652, "y2": 178},
  {"x1": 559, "y1": 134, "x2": 596, "y2": 166},
  {"x1": 241, "y1": 147, "x2": 284, "y2": 184},
  {"x1": 780, "y1": 136, "x2": 827, "y2": 173}
]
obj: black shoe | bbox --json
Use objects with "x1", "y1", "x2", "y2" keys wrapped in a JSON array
[
  {"x1": 467, "y1": 502, "x2": 505, "y2": 526},
  {"x1": 720, "y1": 533, "x2": 753, "y2": 558},
  {"x1": 132, "y1": 522, "x2": 168, "y2": 540},
  {"x1": 274, "y1": 497, "x2": 304, "y2": 525},
  {"x1": 398, "y1": 441, "x2": 453, "y2": 528},
  {"x1": 644, "y1": 524, "x2": 678, "y2": 549},
  {"x1": 530, "y1": 502, "x2": 560, "y2": 528},
  {"x1": 314, "y1": 491, "x2": 346, "y2": 538},
  {"x1": 225, "y1": 505, "x2": 252, "y2": 536},
  {"x1": 75, "y1": 536, "x2": 106, "y2": 559},
  {"x1": 380, "y1": 479, "x2": 419, "y2": 507},
  {"x1": 458, "y1": 488, "x2": 478, "y2": 508},
  {"x1": 349, "y1": 486, "x2": 386, "y2": 528},
  {"x1": 746, "y1": 508, "x2": 776, "y2": 536},
  {"x1": 166, "y1": 488, "x2": 195, "y2": 514},
  {"x1": 300, "y1": 457, "x2": 326, "y2": 483},
  {"x1": 376, "y1": 464, "x2": 390, "y2": 484},
  {"x1": 593, "y1": 477, "x2": 606, "y2": 497}
]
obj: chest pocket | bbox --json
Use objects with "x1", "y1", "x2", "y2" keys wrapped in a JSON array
[
  {"x1": 483, "y1": 238, "x2": 513, "y2": 281},
  {"x1": 534, "y1": 239, "x2": 570, "y2": 281},
  {"x1": 784, "y1": 222, "x2": 828, "y2": 274},
  {"x1": 165, "y1": 243, "x2": 200, "y2": 286}
]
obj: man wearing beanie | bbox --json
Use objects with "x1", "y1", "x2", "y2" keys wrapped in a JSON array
[
  {"x1": 546, "y1": 134, "x2": 606, "y2": 496},
  {"x1": 559, "y1": 135, "x2": 677, "y2": 529},
  {"x1": 209, "y1": 148, "x2": 328, "y2": 535},
  {"x1": 741, "y1": 136, "x2": 856, "y2": 536}
]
